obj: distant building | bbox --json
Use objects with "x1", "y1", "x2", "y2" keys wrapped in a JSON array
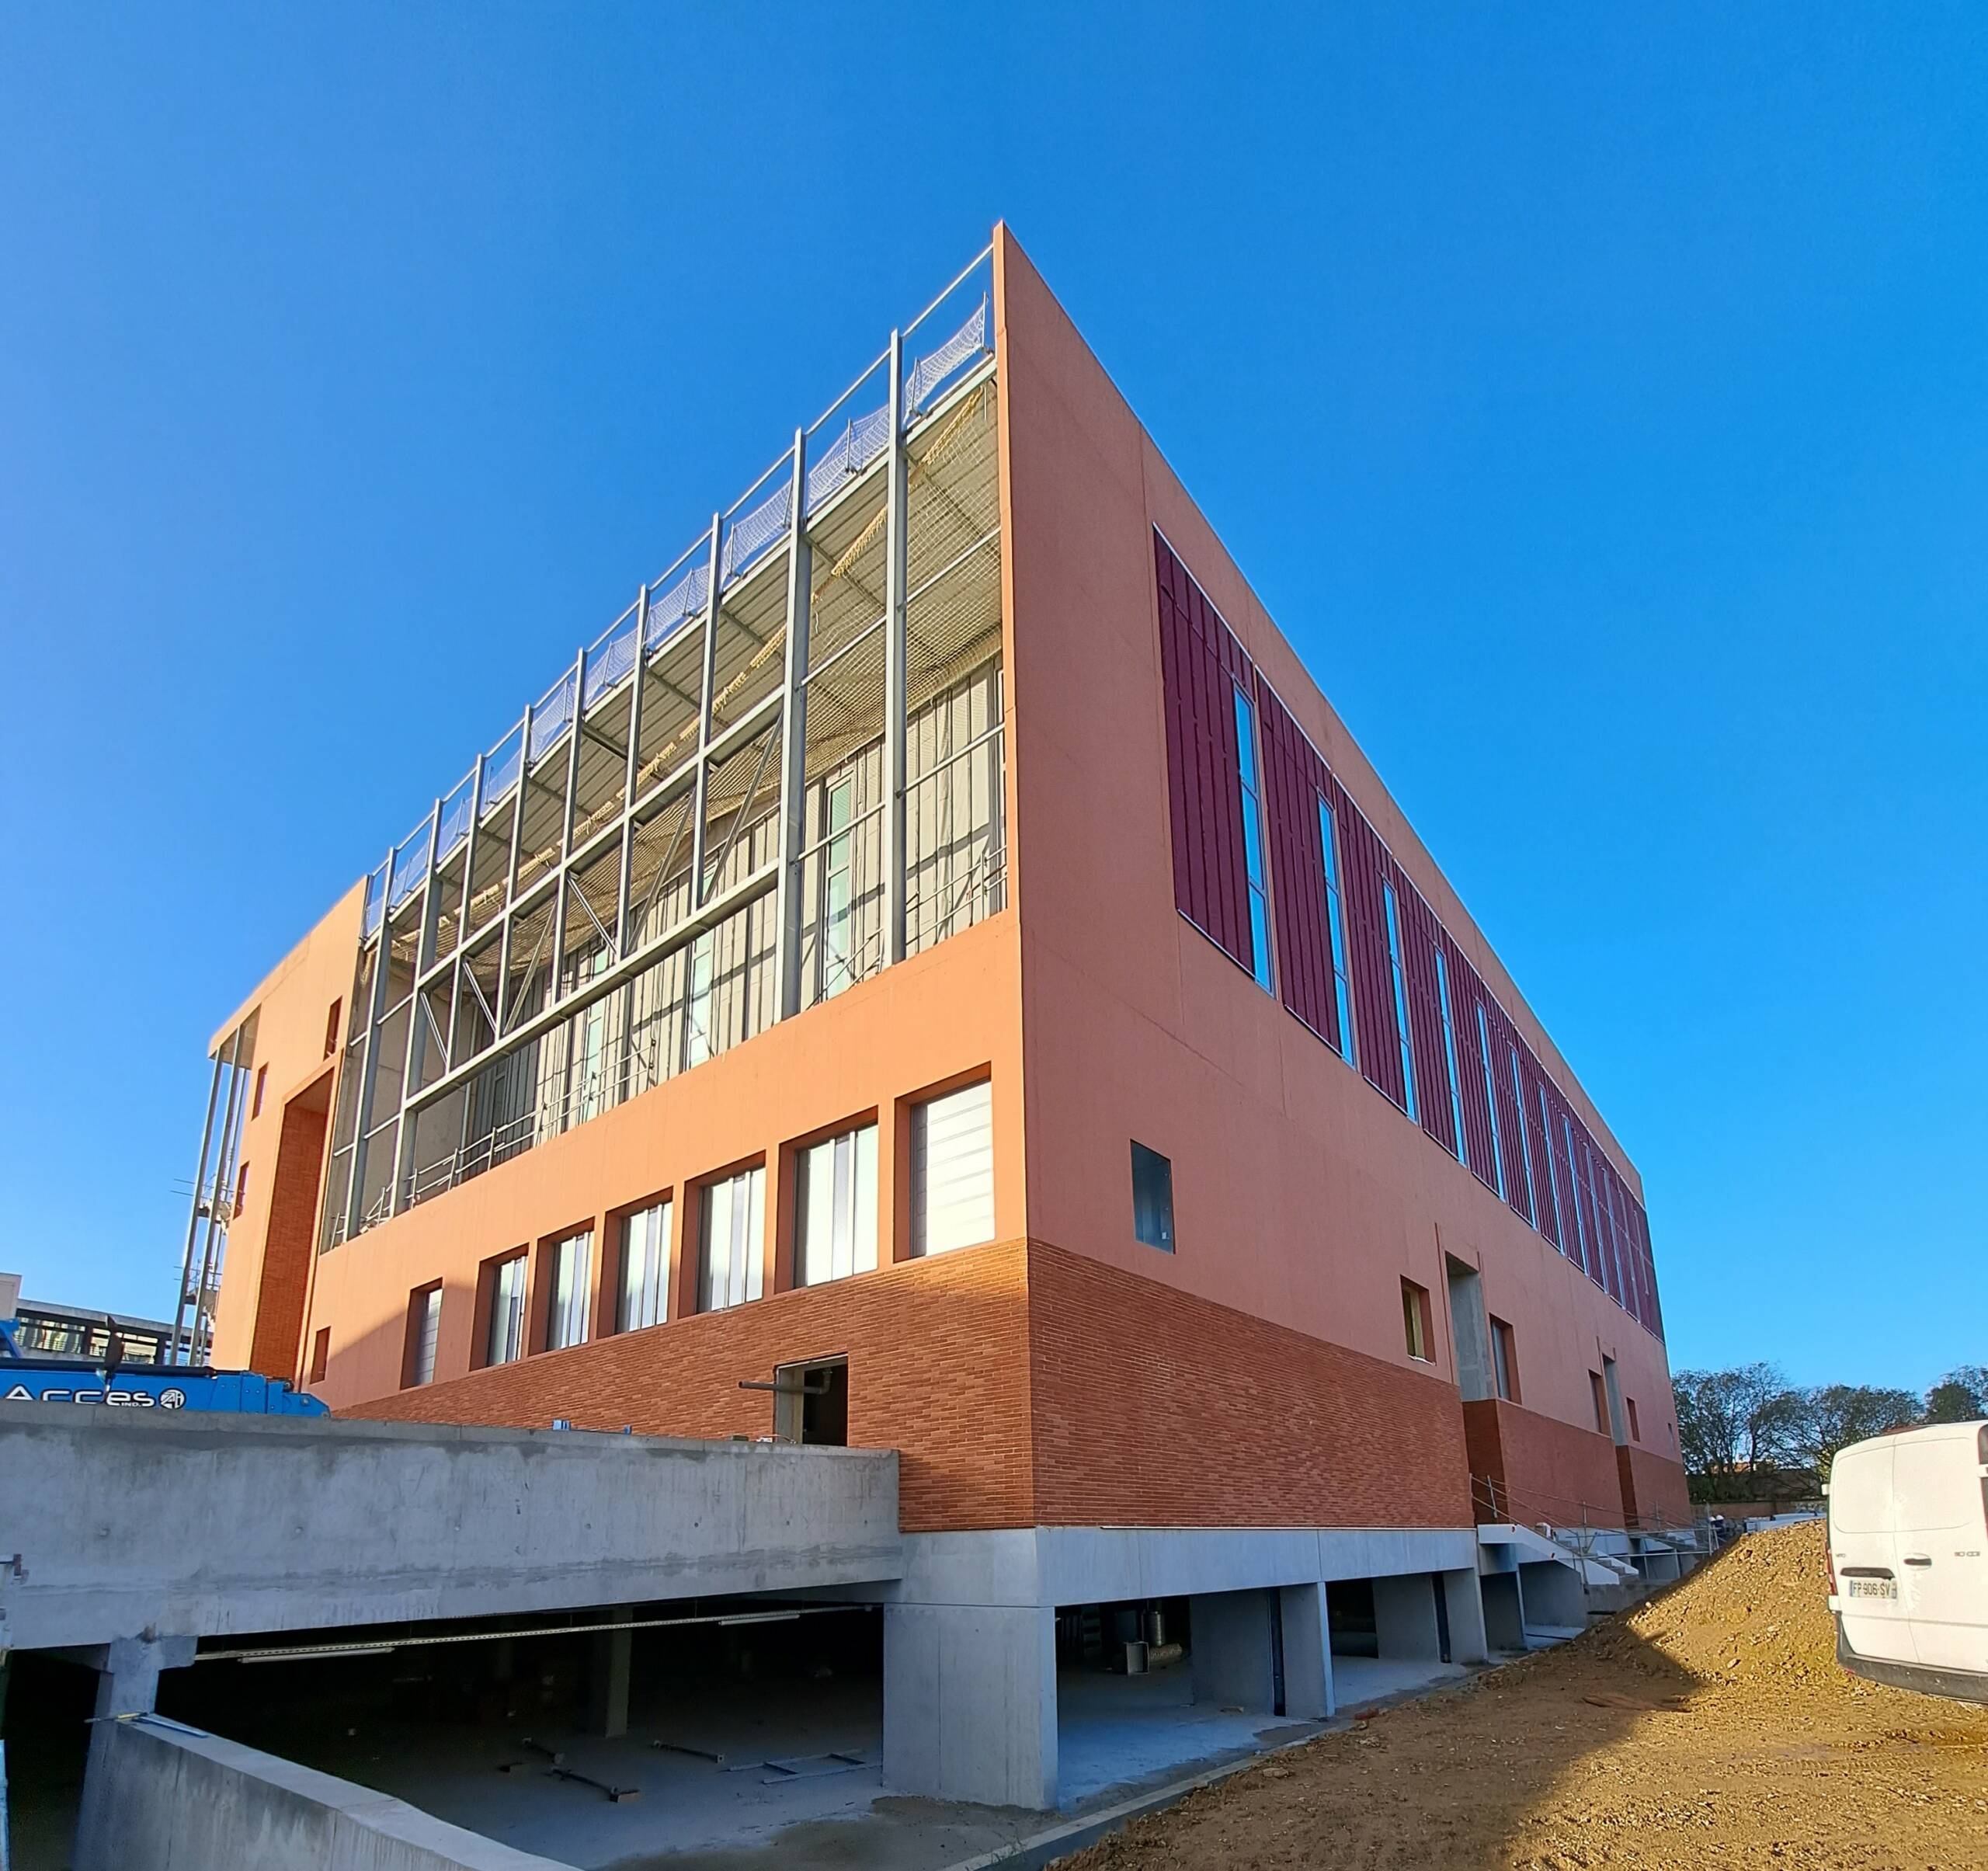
[{"x1": 2, "y1": 1279, "x2": 191, "y2": 1366}]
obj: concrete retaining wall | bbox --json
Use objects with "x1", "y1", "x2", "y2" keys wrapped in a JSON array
[
  {"x1": 76, "y1": 1716, "x2": 575, "y2": 1871},
  {"x1": 0, "y1": 1407, "x2": 899, "y2": 1650}
]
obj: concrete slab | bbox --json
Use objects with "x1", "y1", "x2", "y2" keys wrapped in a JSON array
[{"x1": 1327, "y1": 1654, "x2": 1473, "y2": 1707}]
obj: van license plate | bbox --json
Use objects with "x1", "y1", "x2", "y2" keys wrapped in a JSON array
[{"x1": 1847, "y1": 1577, "x2": 1897, "y2": 1601}]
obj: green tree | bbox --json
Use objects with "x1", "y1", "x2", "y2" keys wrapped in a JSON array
[
  {"x1": 1796, "y1": 1384, "x2": 1920, "y2": 1481},
  {"x1": 1924, "y1": 1365, "x2": 1988, "y2": 1423},
  {"x1": 1673, "y1": 1363, "x2": 1808, "y2": 1502}
]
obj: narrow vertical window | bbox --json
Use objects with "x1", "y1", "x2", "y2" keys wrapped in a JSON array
[
  {"x1": 795, "y1": 1123, "x2": 879, "y2": 1287},
  {"x1": 1401, "y1": 1278, "x2": 1432, "y2": 1362},
  {"x1": 1318, "y1": 799, "x2": 1357, "y2": 1065},
  {"x1": 406, "y1": 1284, "x2": 442, "y2": 1387},
  {"x1": 822, "y1": 777, "x2": 856, "y2": 999},
  {"x1": 1434, "y1": 948, "x2": 1467, "y2": 1160},
  {"x1": 485, "y1": 1254, "x2": 527, "y2": 1366},
  {"x1": 1506, "y1": 1048, "x2": 1536, "y2": 1225},
  {"x1": 545, "y1": 1229, "x2": 593, "y2": 1351},
  {"x1": 1474, "y1": 1003, "x2": 1506, "y2": 1200},
  {"x1": 1590, "y1": 1370, "x2": 1610, "y2": 1435},
  {"x1": 617, "y1": 1199, "x2": 672, "y2": 1331},
  {"x1": 1536, "y1": 1083, "x2": 1565, "y2": 1248},
  {"x1": 910, "y1": 1080, "x2": 995, "y2": 1257},
  {"x1": 1382, "y1": 881, "x2": 1418, "y2": 1121},
  {"x1": 308, "y1": 1326, "x2": 330, "y2": 1383},
  {"x1": 1232, "y1": 685, "x2": 1274, "y2": 993},
  {"x1": 252, "y1": 1064, "x2": 268, "y2": 1118},
  {"x1": 1489, "y1": 1316, "x2": 1517, "y2": 1402},
  {"x1": 1130, "y1": 1142, "x2": 1175, "y2": 1252},
  {"x1": 698, "y1": 1166, "x2": 766, "y2": 1313},
  {"x1": 1562, "y1": 1114, "x2": 1590, "y2": 1271},
  {"x1": 684, "y1": 930, "x2": 716, "y2": 1069}
]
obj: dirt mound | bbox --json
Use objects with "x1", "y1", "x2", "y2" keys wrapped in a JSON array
[
  {"x1": 1590, "y1": 1518, "x2": 1843, "y2": 1692},
  {"x1": 1058, "y1": 1524, "x2": 1988, "y2": 1869}
]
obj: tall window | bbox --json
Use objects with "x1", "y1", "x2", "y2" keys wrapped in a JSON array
[
  {"x1": 1562, "y1": 1115, "x2": 1590, "y2": 1271},
  {"x1": 821, "y1": 777, "x2": 855, "y2": 999},
  {"x1": 1474, "y1": 1003, "x2": 1507, "y2": 1200},
  {"x1": 1401, "y1": 1278, "x2": 1432, "y2": 1362},
  {"x1": 1506, "y1": 1047, "x2": 1537, "y2": 1225},
  {"x1": 795, "y1": 1124, "x2": 878, "y2": 1287},
  {"x1": 698, "y1": 1166, "x2": 764, "y2": 1313},
  {"x1": 1318, "y1": 799, "x2": 1356, "y2": 1065},
  {"x1": 1232, "y1": 685, "x2": 1274, "y2": 993},
  {"x1": 1489, "y1": 1316, "x2": 1518, "y2": 1402},
  {"x1": 545, "y1": 1229, "x2": 593, "y2": 1351},
  {"x1": 1130, "y1": 1142, "x2": 1174, "y2": 1252},
  {"x1": 1434, "y1": 948, "x2": 1467, "y2": 1160},
  {"x1": 1382, "y1": 881, "x2": 1418, "y2": 1122},
  {"x1": 485, "y1": 1254, "x2": 527, "y2": 1367},
  {"x1": 1536, "y1": 1083, "x2": 1565, "y2": 1247},
  {"x1": 252, "y1": 1064, "x2": 268, "y2": 1118},
  {"x1": 910, "y1": 1080, "x2": 995, "y2": 1257},
  {"x1": 406, "y1": 1284, "x2": 442, "y2": 1387},
  {"x1": 684, "y1": 929, "x2": 717, "y2": 1069},
  {"x1": 617, "y1": 1199, "x2": 672, "y2": 1332}
]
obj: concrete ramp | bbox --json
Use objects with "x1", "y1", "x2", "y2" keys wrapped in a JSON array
[{"x1": 0, "y1": 1407, "x2": 902, "y2": 1651}]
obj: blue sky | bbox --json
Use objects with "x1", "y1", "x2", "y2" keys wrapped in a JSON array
[{"x1": 1, "y1": 5, "x2": 1980, "y2": 1393}]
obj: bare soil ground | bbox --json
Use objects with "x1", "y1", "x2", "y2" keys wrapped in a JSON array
[{"x1": 1060, "y1": 1521, "x2": 1988, "y2": 1870}]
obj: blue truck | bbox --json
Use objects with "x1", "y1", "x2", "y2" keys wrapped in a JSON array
[{"x1": 0, "y1": 1311, "x2": 328, "y2": 1415}]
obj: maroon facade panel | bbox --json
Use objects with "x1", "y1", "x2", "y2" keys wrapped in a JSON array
[
  {"x1": 1255, "y1": 677, "x2": 1342, "y2": 1052},
  {"x1": 1150, "y1": 534, "x2": 1665, "y2": 1341},
  {"x1": 1154, "y1": 534, "x2": 1254, "y2": 977}
]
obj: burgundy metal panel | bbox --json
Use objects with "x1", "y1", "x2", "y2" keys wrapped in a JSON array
[
  {"x1": 1256, "y1": 678, "x2": 1339, "y2": 1049},
  {"x1": 1153, "y1": 534, "x2": 1253, "y2": 976},
  {"x1": 1484, "y1": 999, "x2": 1533, "y2": 1226},
  {"x1": 1333, "y1": 787, "x2": 1403, "y2": 1109},
  {"x1": 1393, "y1": 868, "x2": 1455, "y2": 1155},
  {"x1": 1442, "y1": 936, "x2": 1498, "y2": 1190},
  {"x1": 1514, "y1": 1042, "x2": 1563, "y2": 1254}
]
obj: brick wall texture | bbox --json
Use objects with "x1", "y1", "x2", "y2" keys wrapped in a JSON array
[
  {"x1": 1463, "y1": 1395, "x2": 1689, "y2": 1531},
  {"x1": 349, "y1": 1238, "x2": 1490, "y2": 1535}
]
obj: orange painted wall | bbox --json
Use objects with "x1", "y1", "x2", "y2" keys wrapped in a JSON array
[
  {"x1": 993, "y1": 226, "x2": 1684, "y2": 1490},
  {"x1": 207, "y1": 882, "x2": 362, "y2": 1375}
]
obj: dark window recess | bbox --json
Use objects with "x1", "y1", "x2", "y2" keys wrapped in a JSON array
[
  {"x1": 1131, "y1": 1142, "x2": 1175, "y2": 1253},
  {"x1": 773, "y1": 1357, "x2": 849, "y2": 1447},
  {"x1": 324, "y1": 1000, "x2": 342, "y2": 1059},
  {"x1": 308, "y1": 1327, "x2": 330, "y2": 1384}
]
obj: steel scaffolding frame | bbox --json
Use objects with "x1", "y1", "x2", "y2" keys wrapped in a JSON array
[{"x1": 264, "y1": 246, "x2": 1003, "y2": 1253}]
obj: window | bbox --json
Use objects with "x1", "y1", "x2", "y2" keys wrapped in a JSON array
[
  {"x1": 1402, "y1": 1278, "x2": 1432, "y2": 1362},
  {"x1": 405, "y1": 1284, "x2": 442, "y2": 1388},
  {"x1": 1590, "y1": 1370, "x2": 1609, "y2": 1435},
  {"x1": 252, "y1": 1064, "x2": 268, "y2": 1118},
  {"x1": 1434, "y1": 948, "x2": 1466, "y2": 1161},
  {"x1": 820, "y1": 777, "x2": 856, "y2": 999},
  {"x1": 1489, "y1": 1316, "x2": 1519, "y2": 1403},
  {"x1": 1627, "y1": 1396, "x2": 1642, "y2": 1443},
  {"x1": 233, "y1": 1160, "x2": 250, "y2": 1215},
  {"x1": 795, "y1": 1124, "x2": 878, "y2": 1287},
  {"x1": 684, "y1": 930, "x2": 717, "y2": 1069},
  {"x1": 774, "y1": 1356, "x2": 850, "y2": 1446},
  {"x1": 1318, "y1": 799, "x2": 1357, "y2": 1065},
  {"x1": 910, "y1": 1080, "x2": 995, "y2": 1257},
  {"x1": 698, "y1": 1166, "x2": 765, "y2": 1313},
  {"x1": 617, "y1": 1200, "x2": 672, "y2": 1332},
  {"x1": 1382, "y1": 881, "x2": 1418, "y2": 1121},
  {"x1": 485, "y1": 1253, "x2": 527, "y2": 1366},
  {"x1": 544, "y1": 1229, "x2": 593, "y2": 1351},
  {"x1": 1232, "y1": 684, "x2": 1274, "y2": 993},
  {"x1": 1131, "y1": 1142, "x2": 1174, "y2": 1252},
  {"x1": 308, "y1": 1326, "x2": 330, "y2": 1384},
  {"x1": 1506, "y1": 1048, "x2": 1537, "y2": 1225},
  {"x1": 1474, "y1": 1003, "x2": 1506, "y2": 1200},
  {"x1": 324, "y1": 999, "x2": 342, "y2": 1059}
]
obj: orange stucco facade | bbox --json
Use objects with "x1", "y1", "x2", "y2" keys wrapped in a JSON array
[{"x1": 208, "y1": 226, "x2": 1689, "y2": 1539}]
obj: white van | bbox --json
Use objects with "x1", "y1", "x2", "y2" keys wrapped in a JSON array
[{"x1": 1827, "y1": 1419, "x2": 1987, "y2": 1705}]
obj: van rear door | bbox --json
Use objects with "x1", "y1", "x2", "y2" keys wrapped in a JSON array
[
  {"x1": 1892, "y1": 1427, "x2": 1988, "y2": 1675},
  {"x1": 1830, "y1": 1440, "x2": 1915, "y2": 1664}
]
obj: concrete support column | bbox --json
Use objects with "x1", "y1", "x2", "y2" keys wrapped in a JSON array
[
  {"x1": 1371, "y1": 1573, "x2": 1444, "y2": 1661},
  {"x1": 1481, "y1": 1567, "x2": 1527, "y2": 1652},
  {"x1": 1188, "y1": 1588, "x2": 1277, "y2": 1712},
  {"x1": 587, "y1": 1606, "x2": 634, "y2": 1739},
  {"x1": 1520, "y1": 1558, "x2": 1588, "y2": 1630},
  {"x1": 74, "y1": 1634, "x2": 195, "y2": 1869},
  {"x1": 883, "y1": 1603, "x2": 1056, "y2": 1810},
  {"x1": 1277, "y1": 1581, "x2": 1335, "y2": 1720},
  {"x1": 1440, "y1": 1567, "x2": 1490, "y2": 1665}
]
